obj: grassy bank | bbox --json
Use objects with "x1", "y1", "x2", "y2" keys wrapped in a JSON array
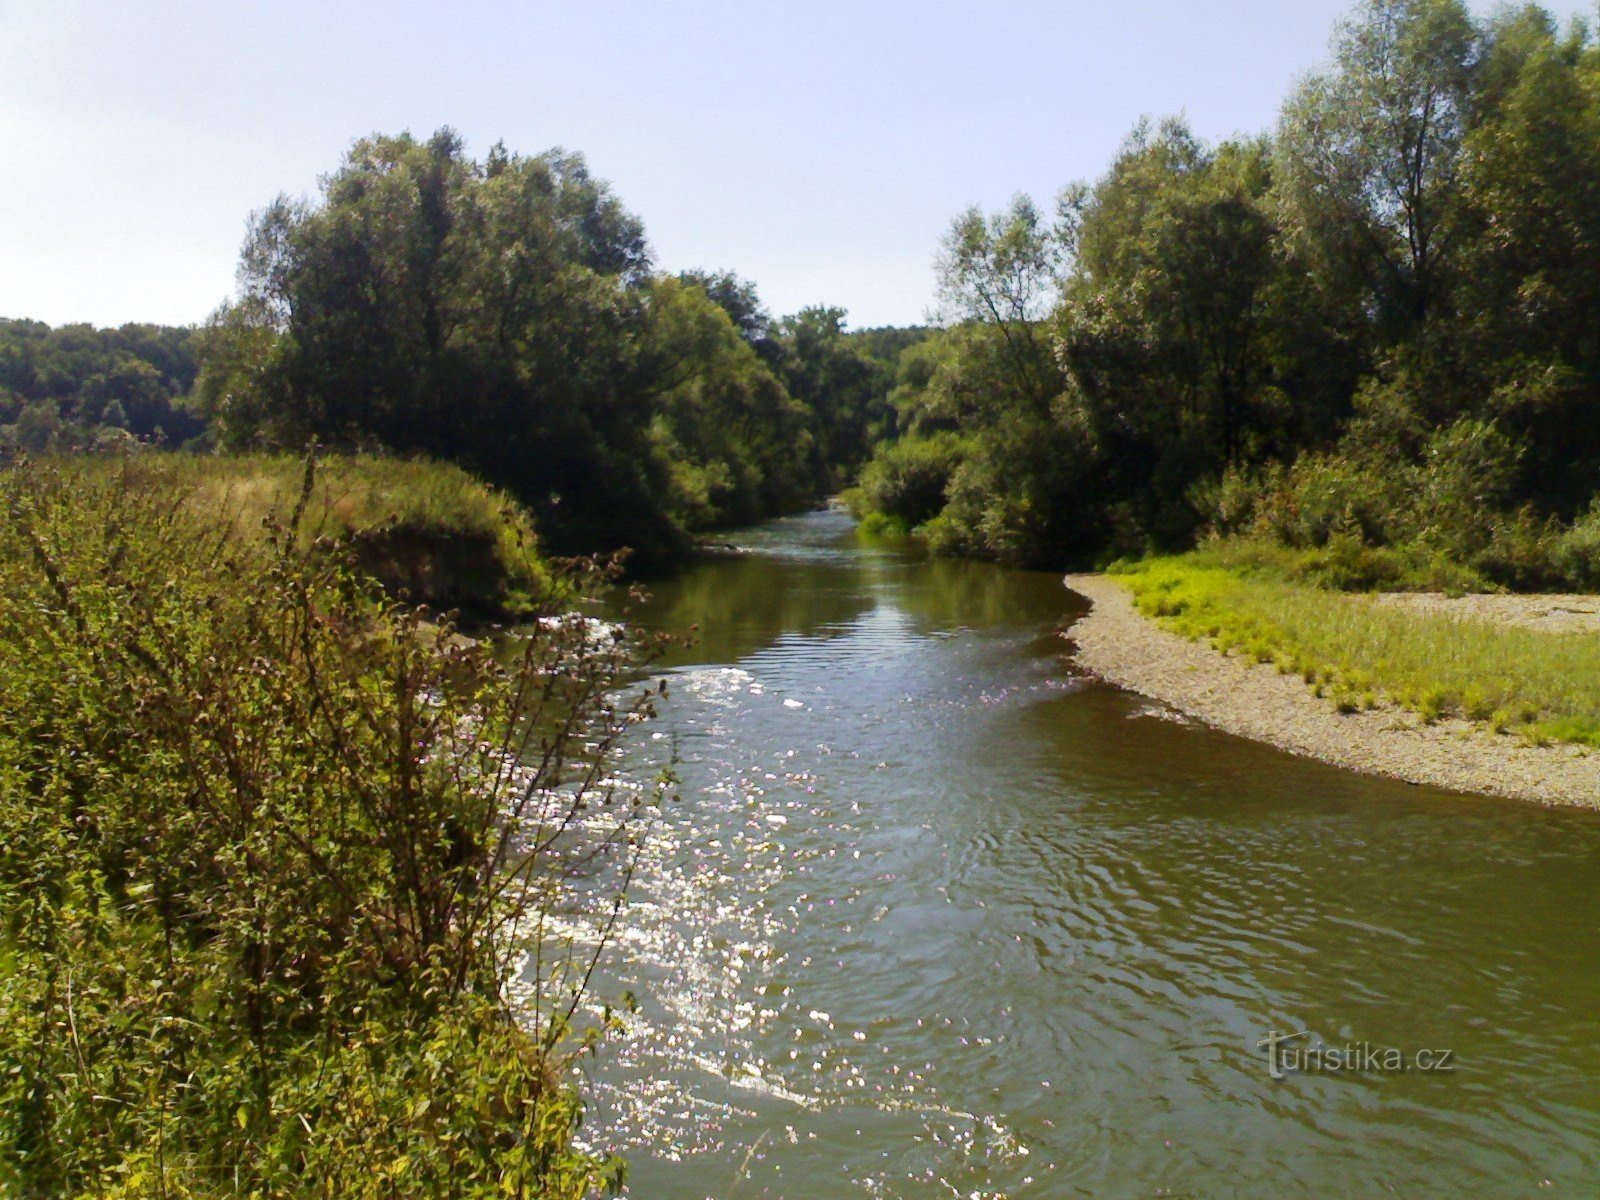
[
  {"x1": 0, "y1": 457, "x2": 654, "y2": 1196},
  {"x1": 57, "y1": 452, "x2": 549, "y2": 618},
  {"x1": 1112, "y1": 544, "x2": 1600, "y2": 747}
]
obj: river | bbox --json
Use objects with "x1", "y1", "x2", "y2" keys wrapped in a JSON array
[{"x1": 572, "y1": 506, "x2": 1600, "y2": 1198}]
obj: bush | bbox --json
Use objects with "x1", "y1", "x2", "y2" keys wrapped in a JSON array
[
  {"x1": 1403, "y1": 418, "x2": 1523, "y2": 555},
  {"x1": 854, "y1": 432, "x2": 967, "y2": 531},
  {"x1": 1195, "y1": 409, "x2": 1600, "y2": 593},
  {"x1": 1251, "y1": 450, "x2": 1403, "y2": 548},
  {"x1": 1471, "y1": 506, "x2": 1600, "y2": 594},
  {"x1": 1552, "y1": 501, "x2": 1600, "y2": 590},
  {"x1": 0, "y1": 457, "x2": 657, "y2": 1196},
  {"x1": 1190, "y1": 462, "x2": 1271, "y2": 539}
]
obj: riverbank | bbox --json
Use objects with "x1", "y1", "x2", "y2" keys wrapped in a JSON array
[
  {"x1": 0, "y1": 456, "x2": 626, "y2": 1196},
  {"x1": 49, "y1": 452, "x2": 548, "y2": 618},
  {"x1": 1064, "y1": 573, "x2": 1600, "y2": 808}
]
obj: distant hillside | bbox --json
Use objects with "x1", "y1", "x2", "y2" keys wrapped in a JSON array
[{"x1": 0, "y1": 318, "x2": 206, "y2": 453}]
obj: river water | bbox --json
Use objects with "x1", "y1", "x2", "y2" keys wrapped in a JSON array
[{"x1": 575, "y1": 506, "x2": 1600, "y2": 1198}]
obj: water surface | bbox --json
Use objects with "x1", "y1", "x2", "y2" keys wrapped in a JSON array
[{"x1": 573, "y1": 507, "x2": 1600, "y2": 1198}]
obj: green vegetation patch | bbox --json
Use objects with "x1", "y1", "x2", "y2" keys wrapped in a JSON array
[
  {"x1": 56, "y1": 452, "x2": 549, "y2": 617},
  {"x1": 0, "y1": 457, "x2": 656, "y2": 1195},
  {"x1": 1112, "y1": 548, "x2": 1600, "y2": 747}
]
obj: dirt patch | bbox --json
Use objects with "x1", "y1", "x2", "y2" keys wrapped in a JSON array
[{"x1": 346, "y1": 527, "x2": 522, "y2": 620}]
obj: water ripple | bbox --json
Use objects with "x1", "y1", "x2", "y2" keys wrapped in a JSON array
[{"x1": 547, "y1": 509, "x2": 1600, "y2": 1199}]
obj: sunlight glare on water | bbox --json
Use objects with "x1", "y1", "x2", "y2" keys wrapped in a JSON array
[{"x1": 543, "y1": 507, "x2": 1600, "y2": 1199}]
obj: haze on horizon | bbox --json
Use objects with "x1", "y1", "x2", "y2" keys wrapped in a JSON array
[{"x1": 2, "y1": 0, "x2": 1595, "y2": 332}]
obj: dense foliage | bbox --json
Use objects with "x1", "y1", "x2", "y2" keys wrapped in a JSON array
[
  {"x1": 0, "y1": 320, "x2": 205, "y2": 454},
  {"x1": 852, "y1": 0, "x2": 1600, "y2": 588},
  {"x1": 197, "y1": 132, "x2": 898, "y2": 563},
  {"x1": 0, "y1": 456, "x2": 662, "y2": 1196}
]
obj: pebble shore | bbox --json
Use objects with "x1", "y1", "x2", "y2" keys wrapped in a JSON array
[{"x1": 1064, "y1": 574, "x2": 1600, "y2": 809}]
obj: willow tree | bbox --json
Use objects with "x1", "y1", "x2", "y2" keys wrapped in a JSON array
[
  {"x1": 199, "y1": 129, "x2": 676, "y2": 557},
  {"x1": 1048, "y1": 120, "x2": 1293, "y2": 548},
  {"x1": 1454, "y1": 9, "x2": 1600, "y2": 512},
  {"x1": 1276, "y1": 0, "x2": 1478, "y2": 336},
  {"x1": 935, "y1": 194, "x2": 1063, "y2": 415}
]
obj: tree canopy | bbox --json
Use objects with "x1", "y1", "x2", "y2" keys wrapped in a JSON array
[
  {"x1": 851, "y1": 0, "x2": 1600, "y2": 588},
  {"x1": 0, "y1": 320, "x2": 204, "y2": 455},
  {"x1": 196, "y1": 130, "x2": 902, "y2": 561}
]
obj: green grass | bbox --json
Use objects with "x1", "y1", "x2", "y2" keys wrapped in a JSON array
[
  {"x1": 39, "y1": 452, "x2": 549, "y2": 615},
  {"x1": 1165, "y1": 532, "x2": 1493, "y2": 594},
  {"x1": 1112, "y1": 545, "x2": 1600, "y2": 747}
]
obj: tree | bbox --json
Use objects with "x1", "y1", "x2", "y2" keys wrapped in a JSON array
[
  {"x1": 1053, "y1": 123, "x2": 1287, "y2": 546},
  {"x1": 1276, "y1": 0, "x2": 1478, "y2": 335},
  {"x1": 1453, "y1": 9, "x2": 1600, "y2": 511},
  {"x1": 200, "y1": 129, "x2": 678, "y2": 558},
  {"x1": 936, "y1": 194, "x2": 1063, "y2": 411},
  {"x1": 643, "y1": 277, "x2": 814, "y2": 526},
  {"x1": 14, "y1": 402, "x2": 60, "y2": 454},
  {"x1": 865, "y1": 195, "x2": 1083, "y2": 563},
  {"x1": 774, "y1": 306, "x2": 886, "y2": 487},
  {"x1": 676, "y1": 269, "x2": 781, "y2": 365}
]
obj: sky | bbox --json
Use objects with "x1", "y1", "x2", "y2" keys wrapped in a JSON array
[{"x1": 2, "y1": 0, "x2": 1595, "y2": 331}]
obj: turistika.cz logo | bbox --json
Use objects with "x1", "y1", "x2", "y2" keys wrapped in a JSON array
[{"x1": 1257, "y1": 1030, "x2": 1457, "y2": 1080}]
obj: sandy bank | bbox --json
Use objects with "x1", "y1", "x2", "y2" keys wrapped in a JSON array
[{"x1": 1063, "y1": 574, "x2": 1600, "y2": 809}]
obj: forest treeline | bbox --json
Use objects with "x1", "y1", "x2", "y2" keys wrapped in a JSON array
[
  {"x1": 12, "y1": 0, "x2": 1600, "y2": 591},
  {"x1": 853, "y1": 0, "x2": 1600, "y2": 590},
  {"x1": 0, "y1": 319, "x2": 206, "y2": 451},
  {"x1": 193, "y1": 131, "x2": 916, "y2": 562},
  {"x1": 3, "y1": 145, "x2": 918, "y2": 566}
]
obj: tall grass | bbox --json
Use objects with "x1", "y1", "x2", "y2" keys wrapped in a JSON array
[
  {"x1": 42, "y1": 451, "x2": 549, "y2": 614},
  {"x1": 1114, "y1": 550, "x2": 1600, "y2": 746}
]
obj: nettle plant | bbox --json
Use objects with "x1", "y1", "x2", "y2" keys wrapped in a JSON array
[{"x1": 0, "y1": 455, "x2": 670, "y2": 1198}]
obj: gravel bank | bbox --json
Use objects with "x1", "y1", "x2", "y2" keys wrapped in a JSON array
[
  {"x1": 1063, "y1": 574, "x2": 1600, "y2": 808},
  {"x1": 1372, "y1": 591, "x2": 1600, "y2": 634}
]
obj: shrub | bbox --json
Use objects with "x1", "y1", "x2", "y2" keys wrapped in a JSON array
[
  {"x1": 1248, "y1": 450, "x2": 1402, "y2": 548},
  {"x1": 1293, "y1": 531, "x2": 1407, "y2": 590},
  {"x1": 1191, "y1": 462, "x2": 1272, "y2": 538},
  {"x1": 854, "y1": 432, "x2": 967, "y2": 531},
  {"x1": 0, "y1": 457, "x2": 657, "y2": 1196},
  {"x1": 1401, "y1": 418, "x2": 1523, "y2": 555},
  {"x1": 1551, "y1": 501, "x2": 1600, "y2": 591}
]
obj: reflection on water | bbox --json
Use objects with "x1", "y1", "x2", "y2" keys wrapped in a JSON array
[{"x1": 556, "y1": 507, "x2": 1600, "y2": 1198}]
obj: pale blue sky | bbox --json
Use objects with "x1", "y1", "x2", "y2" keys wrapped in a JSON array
[{"x1": 2, "y1": 1, "x2": 1593, "y2": 330}]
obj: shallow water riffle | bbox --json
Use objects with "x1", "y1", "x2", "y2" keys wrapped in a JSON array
[{"x1": 542, "y1": 506, "x2": 1600, "y2": 1199}]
